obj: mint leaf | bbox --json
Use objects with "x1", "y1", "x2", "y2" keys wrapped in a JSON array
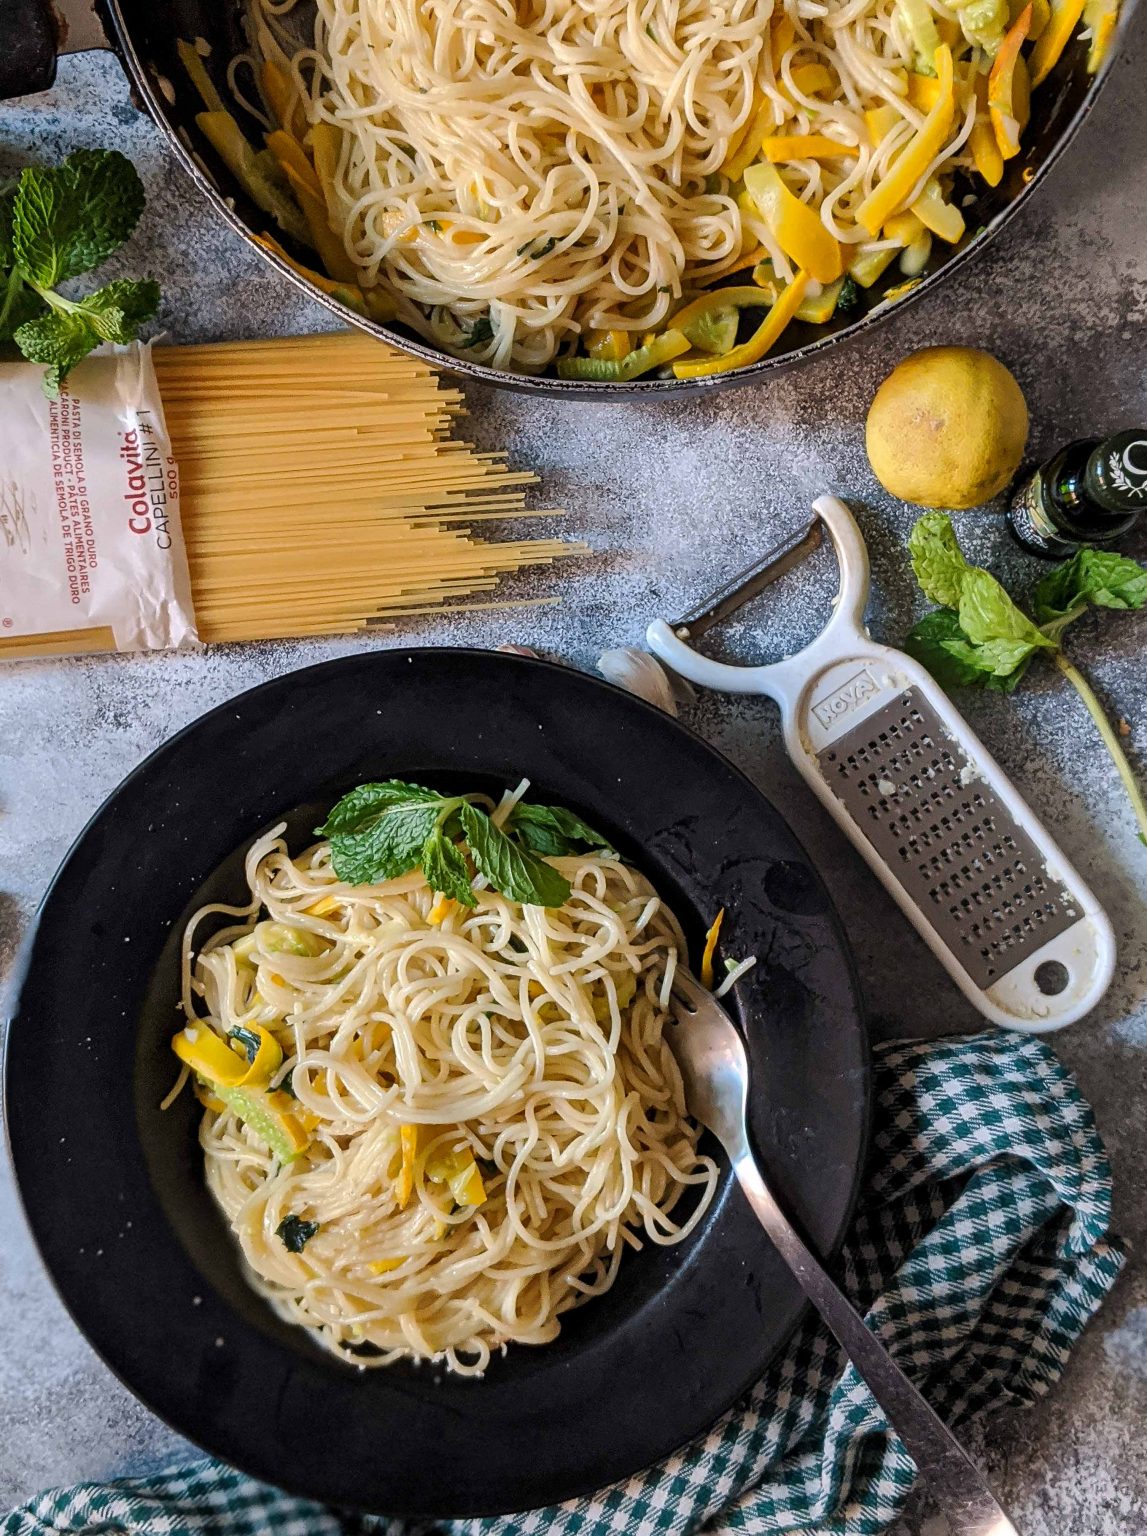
[
  {"x1": 0, "y1": 272, "x2": 46, "y2": 343},
  {"x1": 318, "y1": 780, "x2": 442, "y2": 837},
  {"x1": 1033, "y1": 549, "x2": 1147, "y2": 624},
  {"x1": 12, "y1": 148, "x2": 146, "y2": 287},
  {"x1": 228, "y1": 1025, "x2": 262, "y2": 1063},
  {"x1": 13, "y1": 307, "x2": 100, "y2": 395},
  {"x1": 78, "y1": 277, "x2": 160, "y2": 343},
  {"x1": 329, "y1": 799, "x2": 442, "y2": 885},
  {"x1": 957, "y1": 567, "x2": 1053, "y2": 653},
  {"x1": 421, "y1": 829, "x2": 476, "y2": 907},
  {"x1": 906, "y1": 608, "x2": 1032, "y2": 693},
  {"x1": 0, "y1": 180, "x2": 17, "y2": 268},
  {"x1": 459, "y1": 802, "x2": 570, "y2": 908},
  {"x1": 968, "y1": 637, "x2": 1041, "y2": 681},
  {"x1": 460, "y1": 313, "x2": 493, "y2": 349},
  {"x1": 908, "y1": 513, "x2": 969, "y2": 608},
  {"x1": 507, "y1": 802, "x2": 614, "y2": 858},
  {"x1": 276, "y1": 1215, "x2": 319, "y2": 1252},
  {"x1": 906, "y1": 609, "x2": 996, "y2": 689}
]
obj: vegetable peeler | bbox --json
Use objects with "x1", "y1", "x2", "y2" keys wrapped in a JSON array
[{"x1": 648, "y1": 495, "x2": 1114, "y2": 1032}]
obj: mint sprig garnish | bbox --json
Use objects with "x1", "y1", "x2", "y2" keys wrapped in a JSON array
[
  {"x1": 0, "y1": 148, "x2": 159, "y2": 396},
  {"x1": 904, "y1": 513, "x2": 1147, "y2": 845},
  {"x1": 317, "y1": 783, "x2": 614, "y2": 908}
]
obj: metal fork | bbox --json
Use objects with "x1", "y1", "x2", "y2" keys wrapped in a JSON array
[{"x1": 667, "y1": 969, "x2": 1019, "y2": 1536}]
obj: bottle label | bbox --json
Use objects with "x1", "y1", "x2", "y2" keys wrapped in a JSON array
[
  {"x1": 1093, "y1": 434, "x2": 1147, "y2": 509},
  {"x1": 1009, "y1": 472, "x2": 1079, "y2": 556}
]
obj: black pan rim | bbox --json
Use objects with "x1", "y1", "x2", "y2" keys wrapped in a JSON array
[
  {"x1": 99, "y1": 0, "x2": 1138, "y2": 398},
  {"x1": 4, "y1": 646, "x2": 870, "y2": 1516}
]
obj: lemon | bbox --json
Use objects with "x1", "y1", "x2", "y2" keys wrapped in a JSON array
[{"x1": 865, "y1": 346, "x2": 1029, "y2": 509}]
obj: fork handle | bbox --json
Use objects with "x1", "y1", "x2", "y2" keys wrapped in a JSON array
[{"x1": 731, "y1": 1148, "x2": 1019, "y2": 1536}]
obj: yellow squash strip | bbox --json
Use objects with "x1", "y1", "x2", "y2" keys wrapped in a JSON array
[
  {"x1": 882, "y1": 278, "x2": 923, "y2": 303},
  {"x1": 195, "y1": 110, "x2": 308, "y2": 246},
  {"x1": 265, "y1": 130, "x2": 321, "y2": 200},
  {"x1": 700, "y1": 909, "x2": 725, "y2": 990},
  {"x1": 670, "y1": 286, "x2": 770, "y2": 333},
  {"x1": 177, "y1": 39, "x2": 227, "y2": 115},
  {"x1": 672, "y1": 273, "x2": 809, "y2": 377},
  {"x1": 907, "y1": 73, "x2": 944, "y2": 110},
  {"x1": 899, "y1": 228, "x2": 933, "y2": 275},
  {"x1": 865, "y1": 104, "x2": 901, "y2": 145},
  {"x1": 260, "y1": 59, "x2": 301, "y2": 137},
  {"x1": 308, "y1": 121, "x2": 341, "y2": 211},
  {"x1": 369, "y1": 1257, "x2": 405, "y2": 1275},
  {"x1": 762, "y1": 134, "x2": 858, "y2": 162},
  {"x1": 396, "y1": 1125, "x2": 421, "y2": 1208},
  {"x1": 173, "y1": 1022, "x2": 282, "y2": 1090},
  {"x1": 771, "y1": 12, "x2": 797, "y2": 64},
  {"x1": 1083, "y1": 0, "x2": 1118, "y2": 69},
  {"x1": 753, "y1": 264, "x2": 849, "y2": 323},
  {"x1": 970, "y1": 77, "x2": 1005, "y2": 185},
  {"x1": 787, "y1": 63, "x2": 834, "y2": 96},
  {"x1": 587, "y1": 329, "x2": 630, "y2": 360},
  {"x1": 218, "y1": 1085, "x2": 310, "y2": 1161},
  {"x1": 252, "y1": 234, "x2": 395, "y2": 320},
  {"x1": 721, "y1": 91, "x2": 773, "y2": 179},
  {"x1": 283, "y1": 173, "x2": 361, "y2": 284},
  {"x1": 990, "y1": 6, "x2": 1032, "y2": 158},
  {"x1": 911, "y1": 177, "x2": 965, "y2": 242},
  {"x1": 1018, "y1": 0, "x2": 1052, "y2": 36},
  {"x1": 426, "y1": 1146, "x2": 487, "y2": 1207},
  {"x1": 883, "y1": 210, "x2": 926, "y2": 244},
  {"x1": 857, "y1": 44, "x2": 954, "y2": 235},
  {"x1": 175, "y1": 1027, "x2": 248, "y2": 1086},
  {"x1": 1029, "y1": 0, "x2": 1087, "y2": 82},
  {"x1": 305, "y1": 894, "x2": 343, "y2": 916},
  {"x1": 795, "y1": 276, "x2": 845, "y2": 323},
  {"x1": 743, "y1": 162, "x2": 842, "y2": 283},
  {"x1": 848, "y1": 244, "x2": 900, "y2": 286},
  {"x1": 428, "y1": 894, "x2": 455, "y2": 925}
]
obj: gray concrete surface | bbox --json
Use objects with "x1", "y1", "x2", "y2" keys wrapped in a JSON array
[{"x1": 1, "y1": 22, "x2": 1146, "y2": 1534}]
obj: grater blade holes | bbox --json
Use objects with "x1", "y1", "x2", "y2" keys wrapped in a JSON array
[{"x1": 820, "y1": 690, "x2": 1081, "y2": 989}]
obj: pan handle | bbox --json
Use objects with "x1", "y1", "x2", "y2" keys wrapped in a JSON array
[{"x1": 0, "y1": 0, "x2": 110, "y2": 101}]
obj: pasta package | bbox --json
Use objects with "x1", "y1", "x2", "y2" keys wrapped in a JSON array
[
  {"x1": 0, "y1": 345, "x2": 198, "y2": 659},
  {"x1": 0, "y1": 332, "x2": 581, "y2": 658}
]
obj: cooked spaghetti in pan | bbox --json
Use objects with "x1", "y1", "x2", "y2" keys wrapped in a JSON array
[
  {"x1": 168, "y1": 779, "x2": 718, "y2": 1375},
  {"x1": 179, "y1": 0, "x2": 1118, "y2": 379}
]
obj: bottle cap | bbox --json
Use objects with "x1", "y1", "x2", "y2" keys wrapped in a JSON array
[{"x1": 1086, "y1": 430, "x2": 1147, "y2": 514}]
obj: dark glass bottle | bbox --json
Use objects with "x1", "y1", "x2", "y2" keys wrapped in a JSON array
[{"x1": 1008, "y1": 430, "x2": 1147, "y2": 557}]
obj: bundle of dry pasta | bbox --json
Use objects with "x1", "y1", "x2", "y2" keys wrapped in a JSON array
[{"x1": 0, "y1": 331, "x2": 582, "y2": 659}]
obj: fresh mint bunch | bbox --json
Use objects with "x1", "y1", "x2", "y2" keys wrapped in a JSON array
[
  {"x1": 0, "y1": 148, "x2": 160, "y2": 396},
  {"x1": 905, "y1": 513, "x2": 1147, "y2": 843},
  {"x1": 317, "y1": 781, "x2": 614, "y2": 909}
]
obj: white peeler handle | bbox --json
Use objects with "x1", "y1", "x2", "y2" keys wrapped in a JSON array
[{"x1": 648, "y1": 495, "x2": 871, "y2": 716}]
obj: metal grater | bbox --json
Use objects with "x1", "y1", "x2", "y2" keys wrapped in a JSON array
[{"x1": 647, "y1": 494, "x2": 1114, "y2": 1032}]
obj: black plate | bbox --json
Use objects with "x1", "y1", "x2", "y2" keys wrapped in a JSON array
[{"x1": 5, "y1": 649, "x2": 868, "y2": 1517}]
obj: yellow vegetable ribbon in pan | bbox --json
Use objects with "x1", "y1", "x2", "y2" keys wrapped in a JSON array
[
  {"x1": 673, "y1": 273, "x2": 810, "y2": 379},
  {"x1": 857, "y1": 45, "x2": 955, "y2": 236},
  {"x1": 743, "y1": 163, "x2": 843, "y2": 283},
  {"x1": 700, "y1": 909, "x2": 725, "y2": 989},
  {"x1": 1029, "y1": 0, "x2": 1087, "y2": 82},
  {"x1": 989, "y1": 5, "x2": 1033, "y2": 159}
]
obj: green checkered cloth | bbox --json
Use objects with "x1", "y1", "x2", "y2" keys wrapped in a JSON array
[{"x1": 5, "y1": 1033, "x2": 1124, "y2": 1536}]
